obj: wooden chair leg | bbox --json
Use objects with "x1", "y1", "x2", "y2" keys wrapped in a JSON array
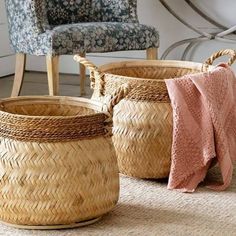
[
  {"x1": 79, "y1": 52, "x2": 86, "y2": 96},
  {"x1": 11, "y1": 53, "x2": 26, "y2": 97},
  {"x1": 46, "y1": 55, "x2": 59, "y2": 96},
  {"x1": 146, "y1": 48, "x2": 158, "y2": 60}
]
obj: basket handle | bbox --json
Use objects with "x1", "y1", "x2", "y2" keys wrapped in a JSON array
[
  {"x1": 104, "y1": 83, "x2": 131, "y2": 115},
  {"x1": 103, "y1": 83, "x2": 131, "y2": 136},
  {"x1": 74, "y1": 55, "x2": 105, "y2": 94},
  {"x1": 203, "y1": 49, "x2": 236, "y2": 70}
]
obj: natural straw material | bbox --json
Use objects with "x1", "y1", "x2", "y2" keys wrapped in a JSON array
[
  {"x1": 75, "y1": 49, "x2": 236, "y2": 179},
  {"x1": 0, "y1": 96, "x2": 119, "y2": 228}
]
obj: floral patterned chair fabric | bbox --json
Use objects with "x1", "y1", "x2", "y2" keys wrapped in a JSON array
[{"x1": 5, "y1": 0, "x2": 159, "y2": 96}]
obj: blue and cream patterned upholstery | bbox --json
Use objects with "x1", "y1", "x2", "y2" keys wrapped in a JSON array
[{"x1": 5, "y1": 0, "x2": 159, "y2": 56}]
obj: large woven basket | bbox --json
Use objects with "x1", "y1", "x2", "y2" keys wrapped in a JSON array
[
  {"x1": 75, "y1": 49, "x2": 236, "y2": 179},
  {"x1": 0, "y1": 96, "x2": 125, "y2": 229}
]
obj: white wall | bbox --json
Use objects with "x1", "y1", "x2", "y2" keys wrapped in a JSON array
[
  {"x1": 1, "y1": 0, "x2": 236, "y2": 75},
  {"x1": 0, "y1": 0, "x2": 15, "y2": 77},
  {"x1": 147, "y1": 0, "x2": 236, "y2": 68}
]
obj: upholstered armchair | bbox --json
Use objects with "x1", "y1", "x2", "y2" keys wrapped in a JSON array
[{"x1": 5, "y1": 0, "x2": 159, "y2": 96}]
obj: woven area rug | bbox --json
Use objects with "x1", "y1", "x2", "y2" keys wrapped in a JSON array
[{"x1": 1, "y1": 164, "x2": 236, "y2": 236}]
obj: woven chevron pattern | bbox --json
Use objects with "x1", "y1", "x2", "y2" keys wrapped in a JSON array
[
  {"x1": 0, "y1": 96, "x2": 119, "y2": 228},
  {"x1": 112, "y1": 100, "x2": 172, "y2": 178},
  {"x1": 107, "y1": 66, "x2": 199, "y2": 81},
  {"x1": 87, "y1": 60, "x2": 214, "y2": 178},
  {"x1": 0, "y1": 137, "x2": 119, "y2": 226}
]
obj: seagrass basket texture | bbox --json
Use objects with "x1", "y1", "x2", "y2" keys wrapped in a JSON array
[
  {"x1": 0, "y1": 96, "x2": 119, "y2": 228},
  {"x1": 75, "y1": 49, "x2": 236, "y2": 179}
]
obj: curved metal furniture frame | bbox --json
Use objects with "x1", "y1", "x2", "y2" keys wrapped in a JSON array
[{"x1": 159, "y1": 0, "x2": 236, "y2": 59}]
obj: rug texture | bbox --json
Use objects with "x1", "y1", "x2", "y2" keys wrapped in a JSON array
[{"x1": 0, "y1": 164, "x2": 235, "y2": 236}]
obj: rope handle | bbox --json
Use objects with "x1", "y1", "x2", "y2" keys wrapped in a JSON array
[
  {"x1": 103, "y1": 83, "x2": 131, "y2": 136},
  {"x1": 74, "y1": 55, "x2": 104, "y2": 91},
  {"x1": 104, "y1": 83, "x2": 131, "y2": 115},
  {"x1": 203, "y1": 49, "x2": 236, "y2": 70},
  {"x1": 74, "y1": 55, "x2": 98, "y2": 72}
]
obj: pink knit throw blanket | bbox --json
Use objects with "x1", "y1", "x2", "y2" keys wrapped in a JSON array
[{"x1": 165, "y1": 64, "x2": 236, "y2": 192}]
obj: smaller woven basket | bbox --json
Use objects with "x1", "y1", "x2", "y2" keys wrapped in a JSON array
[
  {"x1": 75, "y1": 49, "x2": 236, "y2": 179},
  {"x1": 0, "y1": 95, "x2": 126, "y2": 229}
]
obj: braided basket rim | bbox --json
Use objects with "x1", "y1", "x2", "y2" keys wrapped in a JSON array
[
  {"x1": 0, "y1": 96, "x2": 110, "y2": 142},
  {"x1": 95, "y1": 60, "x2": 216, "y2": 103}
]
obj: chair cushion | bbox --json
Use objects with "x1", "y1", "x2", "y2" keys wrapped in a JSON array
[
  {"x1": 9, "y1": 22, "x2": 159, "y2": 56},
  {"x1": 48, "y1": 22, "x2": 159, "y2": 55},
  {"x1": 45, "y1": 0, "x2": 138, "y2": 26}
]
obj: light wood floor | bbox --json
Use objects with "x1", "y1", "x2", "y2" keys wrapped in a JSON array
[{"x1": 0, "y1": 71, "x2": 92, "y2": 98}]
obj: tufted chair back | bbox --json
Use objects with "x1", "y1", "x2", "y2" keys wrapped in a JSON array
[{"x1": 45, "y1": 0, "x2": 138, "y2": 26}]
